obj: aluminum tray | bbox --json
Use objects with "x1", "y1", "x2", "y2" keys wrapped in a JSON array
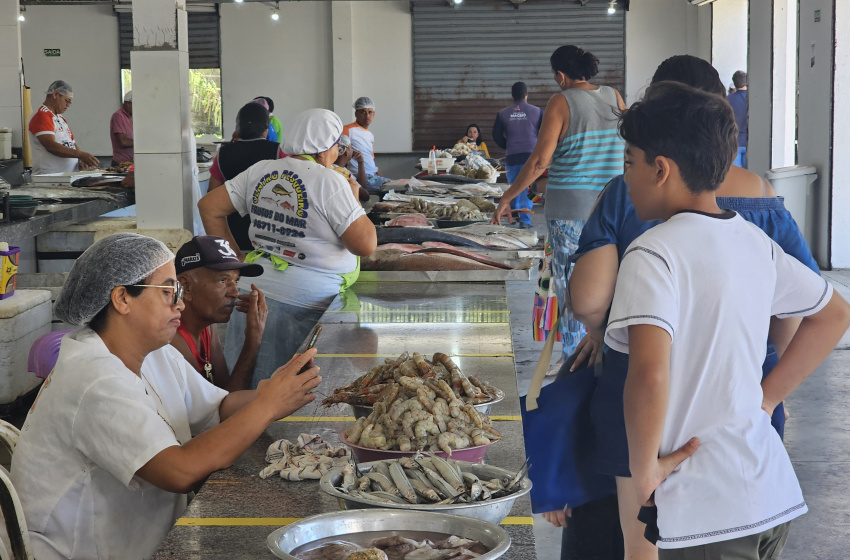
[
  {"x1": 267, "y1": 509, "x2": 510, "y2": 560},
  {"x1": 358, "y1": 269, "x2": 532, "y2": 282},
  {"x1": 319, "y1": 461, "x2": 531, "y2": 525}
]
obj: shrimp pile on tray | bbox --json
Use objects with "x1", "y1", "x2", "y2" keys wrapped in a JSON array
[
  {"x1": 324, "y1": 352, "x2": 503, "y2": 408},
  {"x1": 259, "y1": 434, "x2": 351, "y2": 481},
  {"x1": 336, "y1": 453, "x2": 527, "y2": 506},
  {"x1": 296, "y1": 534, "x2": 489, "y2": 560}
]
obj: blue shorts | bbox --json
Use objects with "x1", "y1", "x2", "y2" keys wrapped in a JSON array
[{"x1": 591, "y1": 344, "x2": 786, "y2": 478}]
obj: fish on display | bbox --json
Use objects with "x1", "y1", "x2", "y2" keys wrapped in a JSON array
[{"x1": 376, "y1": 228, "x2": 489, "y2": 249}]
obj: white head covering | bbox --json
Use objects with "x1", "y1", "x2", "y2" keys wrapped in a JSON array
[
  {"x1": 353, "y1": 97, "x2": 375, "y2": 110},
  {"x1": 282, "y1": 108, "x2": 343, "y2": 155},
  {"x1": 123, "y1": 91, "x2": 133, "y2": 102}
]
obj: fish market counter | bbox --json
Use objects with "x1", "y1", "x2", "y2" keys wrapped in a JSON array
[{"x1": 152, "y1": 281, "x2": 536, "y2": 559}]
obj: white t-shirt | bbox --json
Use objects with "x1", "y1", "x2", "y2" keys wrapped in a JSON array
[
  {"x1": 10, "y1": 329, "x2": 228, "y2": 560},
  {"x1": 605, "y1": 211, "x2": 831, "y2": 549},
  {"x1": 28, "y1": 105, "x2": 78, "y2": 174},
  {"x1": 343, "y1": 123, "x2": 378, "y2": 176}
]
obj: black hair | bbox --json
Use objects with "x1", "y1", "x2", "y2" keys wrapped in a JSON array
[
  {"x1": 732, "y1": 70, "x2": 747, "y2": 89},
  {"x1": 236, "y1": 102, "x2": 270, "y2": 140},
  {"x1": 550, "y1": 45, "x2": 599, "y2": 81},
  {"x1": 619, "y1": 81, "x2": 738, "y2": 194},
  {"x1": 651, "y1": 55, "x2": 726, "y2": 98},
  {"x1": 511, "y1": 81, "x2": 528, "y2": 101},
  {"x1": 465, "y1": 124, "x2": 484, "y2": 143},
  {"x1": 260, "y1": 96, "x2": 274, "y2": 113},
  {"x1": 88, "y1": 284, "x2": 145, "y2": 333}
]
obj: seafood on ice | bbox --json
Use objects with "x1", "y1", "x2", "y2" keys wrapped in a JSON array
[
  {"x1": 334, "y1": 454, "x2": 528, "y2": 506},
  {"x1": 295, "y1": 533, "x2": 489, "y2": 560},
  {"x1": 259, "y1": 433, "x2": 351, "y2": 480},
  {"x1": 393, "y1": 198, "x2": 487, "y2": 222},
  {"x1": 329, "y1": 352, "x2": 504, "y2": 454}
]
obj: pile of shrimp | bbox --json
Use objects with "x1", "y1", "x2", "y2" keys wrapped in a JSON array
[
  {"x1": 296, "y1": 534, "x2": 489, "y2": 560},
  {"x1": 335, "y1": 453, "x2": 526, "y2": 506},
  {"x1": 340, "y1": 381, "x2": 502, "y2": 455},
  {"x1": 323, "y1": 352, "x2": 503, "y2": 408},
  {"x1": 259, "y1": 434, "x2": 351, "y2": 481}
]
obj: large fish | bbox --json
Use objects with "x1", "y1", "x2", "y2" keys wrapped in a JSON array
[
  {"x1": 440, "y1": 224, "x2": 538, "y2": 247},
  {"x1": 363, "y1": 252, "x2": 501, "y2": 271},
  {"x1": 376, "y1": 227, "x2": 489, "y2": 249}
]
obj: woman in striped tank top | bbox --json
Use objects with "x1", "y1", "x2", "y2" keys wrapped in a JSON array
[{"x1": 492, "y1": 45, "x2": 626, "y2": 360}]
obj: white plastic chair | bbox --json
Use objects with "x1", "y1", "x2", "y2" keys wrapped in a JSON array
[{"x1": 0, "y1": 420, "x2": 32, "y2": 560}]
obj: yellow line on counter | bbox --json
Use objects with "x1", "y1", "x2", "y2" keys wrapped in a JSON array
[
  {"x1": 176, "y1": 516, "x2": 534, "y2": 527},
  {"x1": 278, "y1": 416, "x2": 521, "y2": 422},
  {"x1": 315, "y1": 353, "x2": 514, "y2": 358}
]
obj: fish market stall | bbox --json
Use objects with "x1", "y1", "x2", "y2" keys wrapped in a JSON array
[{"x1": 152, "y1": 281, "x2": 535, "y2": 560}]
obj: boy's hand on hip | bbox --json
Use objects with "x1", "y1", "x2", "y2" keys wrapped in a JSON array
[{"x1": 635, "y1": 437, "x2": 700, "y2": 505}]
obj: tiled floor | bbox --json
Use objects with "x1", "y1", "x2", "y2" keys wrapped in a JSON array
[{"x1": 509, "y1": 204, "x2": 850, "y2": 559}]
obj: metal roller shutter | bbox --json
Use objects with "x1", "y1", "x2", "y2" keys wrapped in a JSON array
[
  {"x1": 412, "y1": 0, "x2": 625, "y2": 155},
  {"x1": 119, "y1": 11, "x2": 221, "y2": 69}
]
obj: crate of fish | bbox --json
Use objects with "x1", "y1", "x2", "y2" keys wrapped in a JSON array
[{"x1": 319, "y1": 456, "x2": 531, "y2": 525}]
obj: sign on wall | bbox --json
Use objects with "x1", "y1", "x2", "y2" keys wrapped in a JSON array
[{"x1": 43, "y1": 49, "x2": 60, "y2": 57}]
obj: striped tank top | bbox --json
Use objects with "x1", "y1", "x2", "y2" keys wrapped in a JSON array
[{"x1": 546, "y1": 86, "x2": 624, "y2": 221}]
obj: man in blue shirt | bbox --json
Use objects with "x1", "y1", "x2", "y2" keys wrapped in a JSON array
[
  {"x1": 493, "y1": 82, "x2": 543, "y2": 228},
  {"x1": 727, "y1": 70, "x2": 748, "y2": 168}
]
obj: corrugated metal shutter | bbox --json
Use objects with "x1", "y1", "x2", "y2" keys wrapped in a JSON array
[
  {"x1": 412, "y1": 0, "x2": 625, "y2": 155},
  {"x1": 119, "y1": 11, "x2": 221, "y2": 69}
]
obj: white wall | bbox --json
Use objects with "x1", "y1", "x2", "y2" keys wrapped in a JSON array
[
  {"x1": 0, "y1": 0, "x2": 23, "y2": 148},
  {"x1": 220, "y1": 2, "x2": 334, "y2": 141},
  {"x1": 797, "y1": 0, "x2": 834, "y2": 267},
  {"x1": 712, "y1": 0, "x2": 748, "y2": 90},
  {"x1": 832, "y1": 3, "x2": 850, "y2": 267},
  {"x1": 772, "y1": 0, "x2": 797, "y2": 169},
  {"x1": 625, "y1": 0, "x2": 712, "y2": 104},
  {"x1": 19, "y1": 5, "x2": 120, "y2": 157}
]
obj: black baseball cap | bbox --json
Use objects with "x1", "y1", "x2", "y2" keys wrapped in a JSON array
[{"x1": 175, "y1": 236, "x2": 264, "y2": 277}]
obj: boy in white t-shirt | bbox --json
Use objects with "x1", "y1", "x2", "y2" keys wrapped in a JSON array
[{"x1": 605, "y1": 82, "x2": 850, "y2": 559}]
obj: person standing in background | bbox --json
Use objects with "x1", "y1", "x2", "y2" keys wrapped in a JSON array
[
  {"x1": 109, "y1": 91, "x2": 134, "y2": 165},
  {"x1": 343, "y1": 97, "x2": 391, "y2": 191},
  {"x1": 727, "y1": 70, "x2": 748, "y2": 168},
  {"x1": 29, "y1": 80, "x2": 99, "y2": 174},
  {"x1": 254, "y1": 96, "x2": 282, "y2": 143},
  {"x1": 492, "y1": 82, "x2": 543, "y2": 228}
]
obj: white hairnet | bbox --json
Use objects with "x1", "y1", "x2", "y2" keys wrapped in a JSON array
[
  {"x1": 281, "y1": 108, "x2": 343, "y2": 156},
  {"x1": 47, "y1": 80, "x2": 72, "y2": 96},
  {"x1": 338, "y1": 134, "x2": 351, "y2": 149},
  {"x1": 353, "y1": 97, "x2": 375, "y2": 110},
  {"x1": 54, "y1": 233, "x2": 174, "y2": 326}
]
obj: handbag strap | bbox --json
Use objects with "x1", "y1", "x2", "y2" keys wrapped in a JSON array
[{"x1": 525, "y1": 316, "x2": 561, "y2": 411}]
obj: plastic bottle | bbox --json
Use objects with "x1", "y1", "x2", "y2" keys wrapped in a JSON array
[{"x1": 428, "y1": 146, "x2": 438, "y2": 174}]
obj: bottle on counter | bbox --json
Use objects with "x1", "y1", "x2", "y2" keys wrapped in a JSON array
[{"x1": 428, "y1": 146, "x2": 438, "y2": 175}]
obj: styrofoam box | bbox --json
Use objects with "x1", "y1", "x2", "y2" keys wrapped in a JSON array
[{"x1": 0, "y1": 290, "x2": 52, "y2": 404}]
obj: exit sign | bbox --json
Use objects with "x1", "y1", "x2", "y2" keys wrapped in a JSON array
[{"x1": 43, "y1": 49, "x2": 60, "y2": 57}]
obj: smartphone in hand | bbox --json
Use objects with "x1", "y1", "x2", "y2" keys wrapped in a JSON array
[{"x1": 296, "y1": 325, "x2": 322, "y2": 374}]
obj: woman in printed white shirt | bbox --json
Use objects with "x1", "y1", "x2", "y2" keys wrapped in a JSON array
[
  {"x1": 28, "y1": 80, "x2": 99, "y2": 174},
  {"x1": 10, "y1": 233, "x2": 321, "y2": 560},
  {"x1": 200, "y1": 108, "x2": 377, "y2": 389}
]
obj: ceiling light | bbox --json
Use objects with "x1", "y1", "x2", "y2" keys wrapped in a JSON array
[
  {"x1": 453, "y1": 0, "x2": 463, "y2": 4},
  {"x1": 271, "y1": 10, "x2": 279, "y2": 20},
  {"x1": 234, "y1": 0, "x2": 243, "y2": 3},
  {"x1": 607, "y1": 1, "x2": 616, "y2": 14},
  {"x1": 18, "y1": 12, "x2": 25, "y2": 21}
]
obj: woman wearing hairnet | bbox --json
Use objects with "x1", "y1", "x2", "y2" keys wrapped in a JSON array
[
  {"x1": 200, "y1": 108, "x2": 377, "y2": 388},
  {"x1": 9, "y1": 233, "x2": 321, "y2": 560}
]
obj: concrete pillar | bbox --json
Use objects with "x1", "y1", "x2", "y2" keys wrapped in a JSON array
[
  {"x1": 331, "y1": 2, "x2": 355, "y2": 124},
  {"x1": 831, "y1": 2, "x2": 850, "y2": 267},
  {"x1": 797, "y1": 0, "x2": 833, "y2": 268},
  {"x1": 131, "y1": 0, "x2": 194, "y2": 231},
  {"x1": 747, "y1": 0, "x2": 773, "y2": 179},
  {"x1": 0, "y1": 0, "x2": 23, "y2": 148}
]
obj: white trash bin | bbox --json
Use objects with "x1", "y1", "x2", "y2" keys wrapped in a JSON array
[{"x1": 764, "y1": 165, "x2": 817, "y2": 245}]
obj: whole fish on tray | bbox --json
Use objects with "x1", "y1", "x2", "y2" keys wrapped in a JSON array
[
  {"x1": 440, "y1": 224, "x2": 538, "y2": 248},
  {"x1": 376, "y1": 228, "x2": 488, "y2": 249},
  {"x1": 386, "y1": 214, "x2": 430, "y2": 227}
]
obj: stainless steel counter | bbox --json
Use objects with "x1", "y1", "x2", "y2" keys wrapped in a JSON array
[{"x1": 152, "y1": 281, "x2": 535, "y2": 559}]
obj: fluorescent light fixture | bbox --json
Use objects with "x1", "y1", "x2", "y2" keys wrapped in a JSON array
[
  {"x1": 18, "y1": 12, "x2": 25, "y2": 21},
  {"x1": 235, "y1": 0, "x2": 243, "y2": 3}
]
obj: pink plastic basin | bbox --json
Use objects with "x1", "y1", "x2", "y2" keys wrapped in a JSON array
[{"x1": 339, "y1": 432, "x2": 493, "y2": 464}]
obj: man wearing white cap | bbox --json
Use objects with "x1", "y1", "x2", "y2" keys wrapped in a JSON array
[
  {"x1": 343, "y1": 96, "x2": 391, "y2": 191},
  {"x1": 110, "y1": 91, "x2": 134, "y2": 165}
]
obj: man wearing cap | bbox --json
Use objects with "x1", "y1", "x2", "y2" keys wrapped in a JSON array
[
  {"x1": 343, "y1": 96, "x2": 391, "y2": 191},
  {"x1": 28, "y1": 80, "x2": 99, "y2": 174},
  {"x1": 110, "y1": 91, "x2": 134, "y2": 165},
  {"x1": 171, "y1": 235, "x2": 268, "y2": 391}
]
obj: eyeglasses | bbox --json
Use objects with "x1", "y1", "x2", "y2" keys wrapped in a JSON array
[
  {"x1": 131, "y1": 281, "x2": 184, "y2": 305},
  {"x1": 63, "y1": 96, "x2": 72, "y2": 106}
]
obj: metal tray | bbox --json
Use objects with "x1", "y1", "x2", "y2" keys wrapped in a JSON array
[
  {"x1": 320, "y1": 461, "x2": 531, "y2": 525},
  {"x1": 267, "y1": 509, "x2": 510, "y2": 560},
  {"x1": 357, "y1": 269, "x2": 532, "y2": 282}
]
